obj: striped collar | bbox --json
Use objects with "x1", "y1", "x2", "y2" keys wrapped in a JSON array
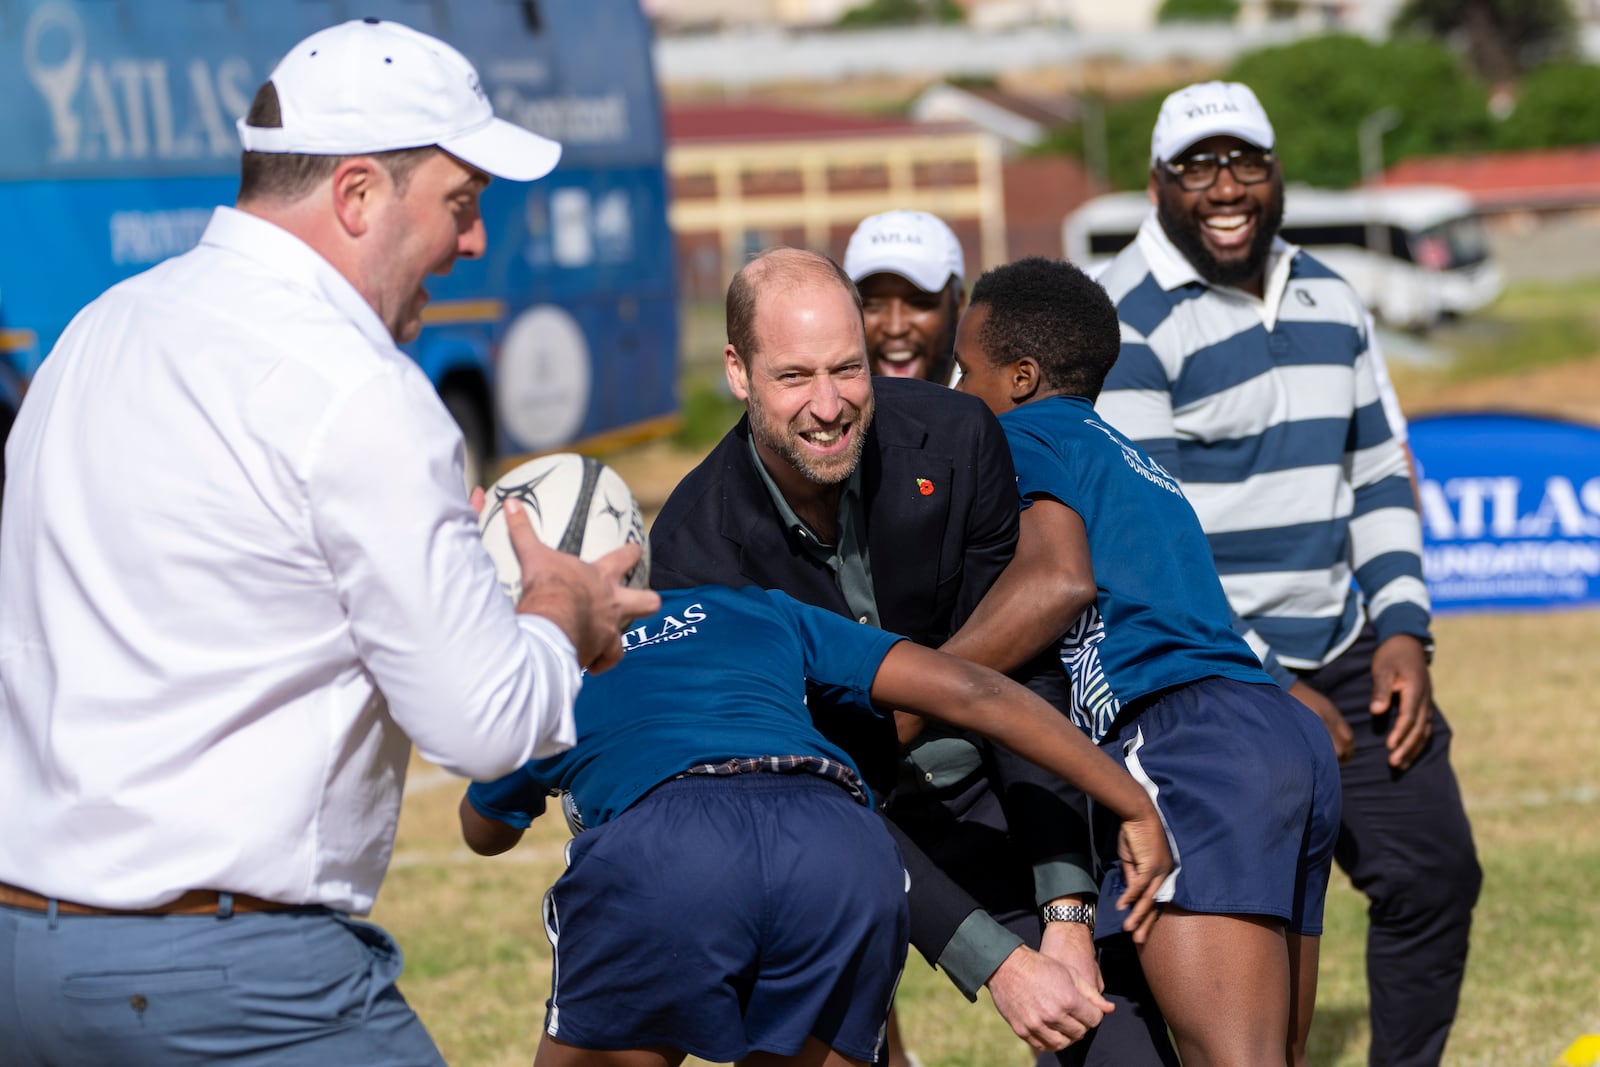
[{"x1": 1133, "y1": 212, "x2": 1301, "y2": 329}]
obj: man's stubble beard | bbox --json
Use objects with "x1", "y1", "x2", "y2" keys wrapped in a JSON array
[
  {"x1": 747, "y1": 380, "x2": 875, "y2": 487},
  {"x1": 1156, "y1": 180, "x2": 1285, "y2": 289},
  {"x1": 924, "y1": 297, "x2": 960, "y2": 386}
]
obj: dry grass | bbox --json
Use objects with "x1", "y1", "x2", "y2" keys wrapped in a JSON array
[
  {"x1": 374, "y1": 608, "x2": 1600, "y2": 1066},
  {"x1": 1308, "y1": 610, "x2": 1600, "y2": 1067},
  {"x1": 380, "y1": 315, "x2": 1600, "y2": 1063}
]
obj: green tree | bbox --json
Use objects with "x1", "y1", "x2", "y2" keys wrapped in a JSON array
[
  {"x1": 1157, "y1": 0, "x2": 1239, "y2": 22},
  {"x1": 1036, "y1": 93, "x2": 1164, "y2": 193},
  {"x1": 1038, "y1": 35, "x2": 1490, "y2": 191},
  {"x1": 1392, "y1": 0, "x2": 1577, "y2": 81},
  {"x1": 1227, "y1": 35, "x2": 1491, "y2": 186},
  {"x1": 1491, "y1": 62, "x2": 1600, "y2": 148},
  {"x1": 837, "y1": 0, "x2": 963, "y2": 27}
]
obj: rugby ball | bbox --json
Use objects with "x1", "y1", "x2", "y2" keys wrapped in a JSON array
[{"x1": 479, "y1": 453, "x2": 650, "y2": 599}]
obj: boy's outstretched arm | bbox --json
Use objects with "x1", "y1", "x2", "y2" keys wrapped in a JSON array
[
  {"x1": 459, "y1": 791, "x2": 528, "y2": 856},
  {"x1": 870, "y1": 640, "x2": 1170, "y2": 942},
  {"x1": 940, "y1": 500, "x2": 1095, "y2": 676}
]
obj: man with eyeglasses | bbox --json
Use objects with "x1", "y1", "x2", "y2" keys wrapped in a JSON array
[{"x1": 1093, "y1": 82, "x2": 1480, "y2": 1067}]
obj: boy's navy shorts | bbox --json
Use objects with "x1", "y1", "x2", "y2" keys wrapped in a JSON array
[
  {"x1": 1095, "y1": 676, "x2": 1342, "y2": 937},
  {"x1": 540, "y1": 772, "x2": 909, "y2": 1063}
]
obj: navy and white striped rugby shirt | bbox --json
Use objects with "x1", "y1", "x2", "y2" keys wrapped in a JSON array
[{"x1": 1095, "y1": 214, "x2": 1431, "y2": 675}]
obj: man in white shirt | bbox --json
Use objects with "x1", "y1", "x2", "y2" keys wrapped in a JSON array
[{"x1": 0, "y1": 19, "x2": 657, "y2": 1066}]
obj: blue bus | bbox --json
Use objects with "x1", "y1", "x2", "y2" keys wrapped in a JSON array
[{"x1": 0, "y1": 0, "x2": 679, "y2": 488}]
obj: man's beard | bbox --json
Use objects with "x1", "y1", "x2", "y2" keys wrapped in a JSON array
[
  {"x1": 868, "y1": 292, "x2": 960, "y2": 385},
  {"x1": 1157, "y1": 183, "x2": 1285, "y2": 289},
  {"x1": 923, "y1": 300, "x2": 960, "y2": 385},
  {"x1": 748, "y1": 385, "x2": 874, "y2": 487}
]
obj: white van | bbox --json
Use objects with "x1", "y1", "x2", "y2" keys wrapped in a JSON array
[{"x1": 1062, "y1": 184, "x2": 1503, "y2": 330}]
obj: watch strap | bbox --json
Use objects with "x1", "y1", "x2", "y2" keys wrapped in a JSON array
[{"x1": 1041, "y1": 902, "x2": 1095, "y2": 925}]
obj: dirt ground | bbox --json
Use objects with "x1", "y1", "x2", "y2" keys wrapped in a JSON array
[{"x1": 1399, "y1": 352, "x2": 1600, "y2": 425}]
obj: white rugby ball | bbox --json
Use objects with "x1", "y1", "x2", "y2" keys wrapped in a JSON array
[{"x1": 479, "y1": 453, "x2": 650, "y2": 599}]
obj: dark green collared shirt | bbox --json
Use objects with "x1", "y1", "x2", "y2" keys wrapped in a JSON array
[
  {"x1": 747, "y1": 438, "x2": 1092, "y2": 996},
  {"x1": 749, "y1": 437, "x2": 880, "y2": 627}
]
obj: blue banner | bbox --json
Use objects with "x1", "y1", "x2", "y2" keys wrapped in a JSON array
[{"x1": 1411, "y1": 412, "x2": 1600, "y2": 614}]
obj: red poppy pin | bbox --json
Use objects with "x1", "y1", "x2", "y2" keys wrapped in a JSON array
[{"x1": 916, "y1": 478, "x2": 934, "y2": 496}]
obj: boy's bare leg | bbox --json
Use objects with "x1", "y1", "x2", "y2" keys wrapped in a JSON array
[
  {"x1": 743, "y1": 1035, "x2": 870, "y2": 1067},
  {"x1": 534, "y1": 1035, "x2": 685, "y2": 1067},
  {"x1": 1287, "y1": 933, "x2": 1321, "y2": 1067},
  {"x1": 1136, "y1": 906, "x2": 1292, "y2": 1067},
  {"x1": 882, "y1": 1006, "x2": 918, "y2": 1067},
  {"x1": 533, "y1": 1033, "x2": 867, "y2": 1067}
]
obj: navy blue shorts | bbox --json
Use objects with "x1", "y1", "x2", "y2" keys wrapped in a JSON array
[
  {"x1": 541, "y1": 773, "x2": 909, "y2": 1063},
  {"x1": 1095, "y1": 677, "x2": 1342, "y2": 937}
]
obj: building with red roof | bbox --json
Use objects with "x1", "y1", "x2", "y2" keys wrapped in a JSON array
[
  {"x1": 666, "y1": 102, "x2": 1005, "y2": 299},
  {"x1": 665, "y1": 100, "x2": 1096, "y2": 300},
  {"x1": 1381, "y1": 145, "x2": 1600, "y2": 217}
]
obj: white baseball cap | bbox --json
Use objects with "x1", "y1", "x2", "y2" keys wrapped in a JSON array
[
  {"x1": 1150, "y1": 81, "x2": 1275, "y2": 166},
  {"x1": 237, "y1": 19, "x2": 562, "y2": 182},
  {"x1": 843, "y1": 210, "x2": 965, "y2": 294}
]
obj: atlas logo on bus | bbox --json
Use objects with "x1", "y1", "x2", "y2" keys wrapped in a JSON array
[{"x1": 24, "y1": 2, "x2": 253, "y2": 165}]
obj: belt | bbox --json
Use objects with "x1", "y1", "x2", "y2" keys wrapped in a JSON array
[{"x1": 0, "y1": 881, "x2": 303, "y2": 917}]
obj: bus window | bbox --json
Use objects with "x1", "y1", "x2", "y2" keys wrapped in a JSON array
[{"x1": 1414, "y1": 216, "x2": 1491, "y2": 270}]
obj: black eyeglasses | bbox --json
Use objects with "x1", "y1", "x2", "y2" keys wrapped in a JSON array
[{"x1": 1162, "y1": 148, "x2": 1276, "y2": 191}]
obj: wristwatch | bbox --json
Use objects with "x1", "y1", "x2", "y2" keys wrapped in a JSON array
[{"x1": 1041, "y1": 901, "x2": 1096, "y2": 926}]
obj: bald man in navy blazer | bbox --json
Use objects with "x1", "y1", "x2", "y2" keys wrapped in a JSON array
[{"x1": 650, "y1": 249, "x2": 1174, "y2": 1066}]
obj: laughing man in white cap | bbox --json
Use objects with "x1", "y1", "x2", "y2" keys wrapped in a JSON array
[
  {"x1": 1095, "y1": 80, "x2": 1481, "y2": 1067},
  {"x1": 0, "y1": 19, "x2": 657, "y2": 1065},
  {"x1": 844, "y1": 210, "x2": 967, "y2": 385}
]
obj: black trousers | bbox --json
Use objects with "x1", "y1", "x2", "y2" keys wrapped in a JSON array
[
  {"x1": 894, "y1": 768, "x2": 1176, "y2": 1067},
  {"x1": 1302, "y1": 625, "x2": 1482, "y2": 1067}
]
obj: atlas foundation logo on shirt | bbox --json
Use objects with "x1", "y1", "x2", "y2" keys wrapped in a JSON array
[
  {"x1": 621, "y1": 603, "x2": 707, "y2": 651},
  {"x1": 1084, "y1": 419, "x2": 1183, "y2": 497}
]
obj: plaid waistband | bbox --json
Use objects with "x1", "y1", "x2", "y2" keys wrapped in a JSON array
[{"x1": 676, "y1": 755, "x2": 869, "y2": 807}]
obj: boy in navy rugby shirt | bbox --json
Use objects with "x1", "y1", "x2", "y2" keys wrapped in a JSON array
[
  {"x1": 460, "y1": 582, "x2": 1170, "y2": 1067},
  {"x1": 942, "y1": 257, "x2": 1341, "y2": 1067}
]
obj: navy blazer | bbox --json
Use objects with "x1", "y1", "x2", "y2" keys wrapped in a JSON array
[
  {"x1": 651, "y1": 377, "x2": 1086, "y2": 970},
  {"x1": 651, "y1": 378, "x2": 1016, "y2": 782},
  {"x1": 652, "y1": 378, "x2": 1014, "y2": 646}
]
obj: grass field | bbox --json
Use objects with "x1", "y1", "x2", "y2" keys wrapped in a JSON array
[
  {"x1": 374, "y1": 280, "x2": 1600, "y2": 1065},
  {"x1": 376, "y1": 607, "x2": 1600, "y2": 1067}
]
